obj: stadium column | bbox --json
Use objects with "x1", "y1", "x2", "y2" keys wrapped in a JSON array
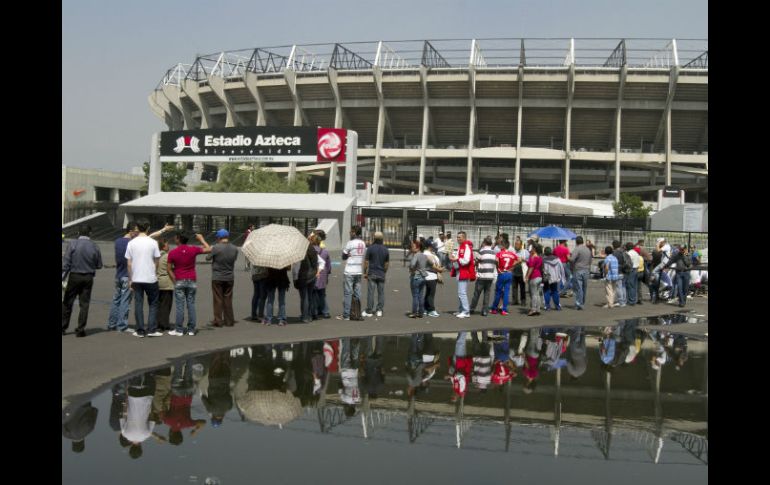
[
  {"x1": 243, "y1": 70, "x2": 267, "y2": 126},
  {"x1": 515, "y1": 65, "x2": 524, "y2": 197},
  {"x1": 328, "y1": 68, "x2": 346, "y2": 194},
  {"x1": 207, "y1": 71, "x2": 241, "y2": 127},
  {"x1": 564, "y1": 41, "x2": 575, "y2": 199},
  {"x1": 419, "y1": 67, "x2": 430, "y2": 196},
  {"x1": 284, "y1": 50, "x2": 308, "y2": 185},
  {"x1": 655, "y1": 41, "x2": 680, "y2": 187},
  {"x1": 614, "y1": 65, "x2": 627, "y2": 203},
  {"x1": 161, "y1": 84, "x2": 196, "y2": 129},
  {"x1": 466, "y1": 45, "x2": 477, "y2": 195},
  {"x1": 372, "y1": 66, "x2": 386, "y2": 203},
  {"x1": 181, "y1": 79, "x2": 212, "y2": 129},
  {"x1": 148, "y1": 91, "x2": 182, "y2": 130}
]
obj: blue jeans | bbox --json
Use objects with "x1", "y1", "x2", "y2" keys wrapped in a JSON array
[
  {"x1": 265, "y1": 285, "x2": 286, "y2": 322},
  {"x1": 298, "y1": 281, "x2": 315, "y2": 321},
  {"x1": 251, "y1": 278, "x2": 267, "y2": 319},
  {"x1": 133, "y1": 281, "x2": 159, "y2": 333},
  {"x1": 455, "y1": 332, "x2": 469, "y2": 358},
  {"x1": 174, "y1": 279, "x2": 197, "y2": 332},
  {"x1": 410, "y1": 275, "x2": 426, "y2": 314},
  {"x1": 367, "y1": 276, "x2": 386, "y2": 312},
  {"x1": 676, "y1": 271, "x2": 691, "y2": 306},
  {"x1": 625, "y1": 271, "x2": 638, "y2": 305},
  {"x1": 457, "y1": 279, "x2": 469, "y2": 313},
  {"x1": 108, "y1": 276, "x2": 132, "y2": 330},
  {"x1": 560, "y1": 262, "x2": 572, "y2": 293},
  {"x1": 491, "y1": 272, "x2": 512, "y2": 312},
  {"x1": 313, "y1": 287, "x2": 329, "y2": 317},
  {"x1": 343, "y1": 274, "x2": 362, "y2": 318},
  {"x1": 572, "y1": 269, "x2": 589, "y2": 308},
  {"x1": 543, "y1": 282, "x2": 561, "y2": 309}
]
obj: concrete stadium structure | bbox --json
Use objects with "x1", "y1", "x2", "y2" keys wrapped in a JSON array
[{"x1": 148, "y1": 39, "x2": 708, "y2": 203}]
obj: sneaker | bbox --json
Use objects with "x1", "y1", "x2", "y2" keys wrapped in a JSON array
[
  {"x1": 500, "y1": 310, "x2": 509, "y2": 316},
  {"x1": 186, "y1": 329, "x2": 197, "y2": 336},
  {"x1": 576, "y1": 305, "x2": 583, "y2": 310},
  {"x1": 336, "y1": 315, "x2": 350, "y2": 321},
  {"x1": 132, "y1": 331, "x2": 146, "y2": 338},
  {"x1": 376, "y1": 310, "x2": 383, "y2": 317},
  {"x1": 555, "y1": 305, "x2": 562, "y2": 311},
  {"x1": 619, "y1": 304, "x2": 627, "y2": 307},
  {"x1": 408, "y1": 313, "x2": 420, "y2": 318},
  {"x1": 361, "y1": 311, "x2": 373, "y2": 317},
  {"x1": 427, "y1": 311, "x2": 440, "y2": 317},
  {"x1": 278, "y1": 320, "x2": 288, "y2": 326},
  {"x1": 167, "y1": 330, "x2": 184, "y2": 336},
  {"x1": 147, "y1": 331, "x2": 164, "y2": 337},
  {"x1": 456, "y1": 312, "x2": 470, "y2": 319},
  {"x1": 118, "y1": 328, "x2": 131, "y2": 333},
  {"x1": 489, "y1": 309, "x2": 498, "y2": 315}
]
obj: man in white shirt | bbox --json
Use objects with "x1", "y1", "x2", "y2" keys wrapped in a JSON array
[
  {"x1": 125, "y1": 220, "x2": 162, "y2": 338},
  {"x1": 625, "y1": 242, "x2": 642, "y2": 305},
  {"x1": 120, "y1": 373, "x2": 156, "y2": 459},
  {"x1": 338, "y1": 225, "x2": 366, "y2": 320},
  {"x1": 435, "y1": 232, "x2": 446, "y2": 267}
]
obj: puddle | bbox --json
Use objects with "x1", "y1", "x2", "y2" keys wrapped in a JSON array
[{"x1": 63, "y1": 319, "x2": 707, "y2": 484}]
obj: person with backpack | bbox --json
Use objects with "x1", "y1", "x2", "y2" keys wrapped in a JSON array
[
  {"x1": 611, "y1": 240, "x2": 629, "y2": 308},
  {"x1": 542, "y1": 246, "x2": 567, "y2": 311}
]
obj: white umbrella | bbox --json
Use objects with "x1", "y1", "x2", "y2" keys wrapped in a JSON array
[
  {"x1": 236, "y1": 390, "x2": 303, "y2": 426},
  {"x1": 241, "y1": 224, "x2": 309, "y2": 269}
]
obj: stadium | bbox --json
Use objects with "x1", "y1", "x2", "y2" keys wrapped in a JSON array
[{"x1": 148, "y1": 38, "x2": 707, "y2": 203}]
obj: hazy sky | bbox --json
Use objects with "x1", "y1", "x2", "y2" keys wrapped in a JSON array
[{"x1": 62, "y1": 0, "x2": 707, "y2": 172}]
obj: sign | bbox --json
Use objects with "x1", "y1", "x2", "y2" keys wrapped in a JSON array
[
  {"x1": 662, "y1": 186, "x2": 682, "y2": 198},
  {"x1": 682, "y1": 205, "x2": 703, "y2": 232},
  {"x1": 159, "y1": 127, "x2": 347, "y2": 163}
]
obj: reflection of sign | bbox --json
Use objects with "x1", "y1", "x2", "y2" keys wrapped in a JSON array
[{"x1": 73, "y1": 189, "x2": 85, "y2": 196}]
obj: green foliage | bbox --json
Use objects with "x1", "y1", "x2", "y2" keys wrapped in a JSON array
[
  {"x1": 142, "y1": 162, "x2": 187, "y2": 192},
  {"x1": 612, "y1": 193, "x2": 653, "y2": 219},
  {"x1": 195, "y1": 164, "x2": 310, "y2": 194}
]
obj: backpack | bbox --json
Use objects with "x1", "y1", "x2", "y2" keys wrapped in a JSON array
[
  {"x1": 621, "y1": 252, "x2": 633, "y2": 275},
  {"x1": 350, "y1": 295, "x2": 364, "y2": 321},
  {"x1": 541, "y1": 261, "x2": 551, "y2": 284}
]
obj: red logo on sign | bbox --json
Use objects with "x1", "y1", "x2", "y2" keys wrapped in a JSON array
[{"x1": 317, "y1": 128, "x2": 347, "y2": 162}]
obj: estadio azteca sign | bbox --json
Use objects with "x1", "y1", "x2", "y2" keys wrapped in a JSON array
[{"x1": 160, "y1": 127, "x2": 347, "y2": 163}]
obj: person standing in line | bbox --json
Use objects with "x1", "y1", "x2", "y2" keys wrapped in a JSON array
[
  {"x1": 167, "y1": 232, "x2": 211, "y2": 336},
  {"x1": 337, "y1": 225, "x2": 366, "y2": 321},
  {"x1": 362, "y1": 231, "x2": 390, "y2": 317},
  {"x1": 243, "y1": 224, "x2": 255, "y2": 270},
  {"x1": 263, "y1": 266, "x2": 290, "y2": 326},
  {"x1": 293, "y1": 233, "x2": 319, "y2": 324},
  {"x1": 207, "y1": 229, "x2": 239, "y2": 327},
  {"x1": 156, "y1": 238, "x2": 174, "y2": 332},
  {"x1": 62, "y1": 224, "x2": 103, "y2": 337},
  {"x1": 625, "y1": 242, "x2": 642, "y2": 306},
  {"x1": 408, "y1": 240, "x2": 429, "y2": 318},
  {"x1": 667, "y1": 245, "x2": 692, "y2": 307},
  {"x1": 435, "y1": 232, "x2": 447, "y2": 268},
  {"x1": 611, "y1": 240, "x2": 629, "y2": 308},
  {"x1": 125, "y1": 221, "x2": 164, "y2": 338},
  {"x1": 511, "y1": 239, "x2": 529, "y2": 307},
  {"x1": 489, "y1": 240, "x2": 517, "y2": 315},
  {"x1": 312, "y1": 230, "x2": 332, "y2": 320},
  {"x1": 602, "y1": 246, "x2": 620, "y2": 309},
  {"x1": 443, "y1": 231, "x2": 455, "y2": 269},
  {"x1": 469, "y1": 236, "x2": 496, "y2": 316},
  {"x1": 449, "y1": 231, "x2": 475, "y2": 318},
  {"x1": 553, "y1": 240, "x2": 572, "y2": 297},
  {"x1": 525, "y1": 245, "x2": 543, "y2": 316},
  {"x1": 542, "y1": 246, "x2": 567, "y2": 311},
  {"x1": 569, "y1": 236, "x2": 592, "y2": 310},
  {"x1": 423, "y1": 241, "x2": 443, "y2": 317},
  {"x1": 107, "y1": 222, "x2": 137, "y2": 333},
  {"x1": 246, "y1": 265, "x2": 268, "y2": 322}
]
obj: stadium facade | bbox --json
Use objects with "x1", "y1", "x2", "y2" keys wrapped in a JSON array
[{"x1": 148, "y1": 38, "x2": 708, "y2": 203}]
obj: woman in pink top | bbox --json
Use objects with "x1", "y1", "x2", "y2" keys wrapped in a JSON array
[{"x1": 525, "y1": 245, "x2": 543, "y2": 316}]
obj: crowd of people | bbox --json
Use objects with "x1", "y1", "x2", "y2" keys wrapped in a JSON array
[{"x1": 62, "y1": 221, "x2": 705, "y2": 338}]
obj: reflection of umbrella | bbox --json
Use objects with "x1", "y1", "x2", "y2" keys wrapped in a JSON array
[
  {"x1": 235, "y1": 390, "x2": 302, "y2": 426},
  {"x1": 528, "y1": 226, "x2": 577, "y2": 240},
  {"x1": 242, "y1": 224, "x2": 309, "y2": 269}
]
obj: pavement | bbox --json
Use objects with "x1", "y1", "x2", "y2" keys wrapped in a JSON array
[{"x1": 62, "y1": 243, "x2": 707, "y2": 406}]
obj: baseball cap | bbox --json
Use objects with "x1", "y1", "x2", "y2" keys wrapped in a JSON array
[
  {"x1": 215, "y1": 229, "x2": 229, "y2": 238},
  {"x1": 656, "y1": 237, "x2": 665, "y2": 244}
]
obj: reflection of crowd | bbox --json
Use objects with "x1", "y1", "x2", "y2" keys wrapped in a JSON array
[{"x1": 63, "y1": 322, "x2": 697, "y2": 456}]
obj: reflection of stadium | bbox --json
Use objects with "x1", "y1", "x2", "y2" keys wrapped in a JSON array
[
  {"x1": 222, "y1": 326, "x2": 707, "y2": 464},
  {"x1": 149, "y1": 39, "x2": 707, "y2": 202}
]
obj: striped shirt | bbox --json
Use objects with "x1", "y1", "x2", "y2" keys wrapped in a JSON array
[
  {"x1": 472, "y1": 355, "x2": 492, "y2": 388},
  {"x1": 342, "y1": 238, "x2": 366, "y2": 275},
  {"x1": 476, "y1": 245, "x2": 497, "y2": 280}
]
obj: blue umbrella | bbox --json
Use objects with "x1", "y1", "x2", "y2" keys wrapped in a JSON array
[{"x1": 528, "y1": 226, "x2": 577, "y2": 240}]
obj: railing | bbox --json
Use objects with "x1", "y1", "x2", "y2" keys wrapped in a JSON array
[{"x1": 156, "y1": 38, "x2": 707, "y2": 90}]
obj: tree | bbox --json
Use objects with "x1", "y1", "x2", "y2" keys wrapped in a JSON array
[
  {"x1": 613, "y1": 193, "x2": 653, "y2": 219},
  {"x1": 196, "y1": 163, "x2": 310, "y2": 194},
  {"x1": 142, "y1": 162, "x2": 187, "y2": 192}
]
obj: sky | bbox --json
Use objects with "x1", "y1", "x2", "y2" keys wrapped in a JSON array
[{"x1": 62, "y1": 0, "x2": 707, "y2": 173}]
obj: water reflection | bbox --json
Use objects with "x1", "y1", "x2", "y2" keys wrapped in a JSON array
[{"x1": 63, "y1": 316, "x2": 707, "y2": 469}]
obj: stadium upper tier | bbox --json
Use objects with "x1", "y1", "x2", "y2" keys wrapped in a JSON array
[{"x1": 148, "y1": 39, "x2": 707, "y2": 199}]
